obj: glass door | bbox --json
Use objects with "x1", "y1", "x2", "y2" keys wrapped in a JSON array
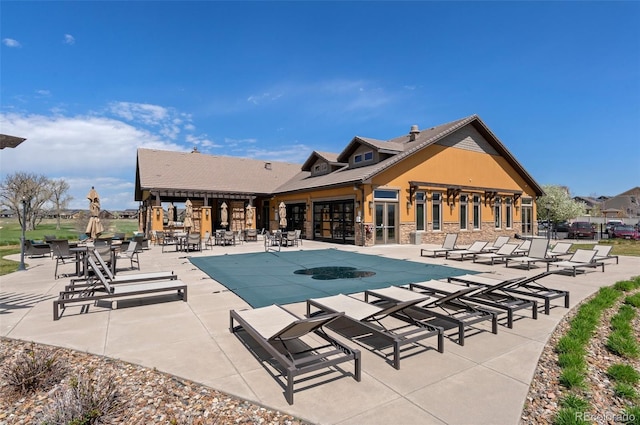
[{"x1": 374, "y1": 202, "x2": 397, "y2": 244}]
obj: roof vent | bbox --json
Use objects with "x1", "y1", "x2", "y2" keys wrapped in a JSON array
[
  {"x1": 264, "y1": 162, "x2": 272, "y2": 170},
  {"x1": 409, "y1": 125, "x2": 420, "y2": 141},
  {"x1": 191, "y1": 146, "x2": 200, "y2": 153}
]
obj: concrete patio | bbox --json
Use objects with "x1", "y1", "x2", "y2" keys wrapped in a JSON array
[{"x1": 2, "y1": 238, "x2": 638, "y2": 424}]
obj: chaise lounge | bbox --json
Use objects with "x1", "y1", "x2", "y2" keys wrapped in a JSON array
[
  {"x1": 54, "y1": 256, "x2": 187, "y2": 320},
  {"x1": 230, "y1": 304, "x2": 361, "y2": 404},
  {"x1": 546, "y1": 249, "x2": 604, "y2": 277},
  {"x1": 420, "y1": 233, "x2": 459, "y2": 258},
  {"x1": 306, "y1": 294, "x2": 444, "y2": 369}
]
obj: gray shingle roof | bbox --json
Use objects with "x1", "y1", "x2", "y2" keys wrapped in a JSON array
[{"x1": 136, "y1": 149, "x2": 302, "y2": 196}]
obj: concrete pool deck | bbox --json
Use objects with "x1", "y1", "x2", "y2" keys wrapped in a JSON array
[{"x1": 2, "y1": 238, "x2": 638, "y2": 424}]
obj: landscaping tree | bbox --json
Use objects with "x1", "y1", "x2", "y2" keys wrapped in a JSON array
[
  {"x1": 49, "y1": 179, "x2": 73, "y2": 230},
  {"x1": 0, "y1": 172, "x2": 55, "y2": 231},
  {"x1": 536, "y1": 185, "x2": 586, "y2": 225}
]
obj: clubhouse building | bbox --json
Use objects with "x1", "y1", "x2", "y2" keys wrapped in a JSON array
[{"x1": 135, "y1": 114, "x2": 544, "y2": 246}]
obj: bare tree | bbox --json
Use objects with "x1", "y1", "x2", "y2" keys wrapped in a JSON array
[
  {"x1": 0, "y1": 172, "x2": 53, "y2": 231},
  {"x1": 50, "y1": 179, "x2": 73, "y2": 230}
]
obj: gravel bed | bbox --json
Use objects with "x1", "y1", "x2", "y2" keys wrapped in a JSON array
[
  {"x1": 0, "y1": 338, "x2": 309, "y2": 425},
  {"x1": 520, "y1": 291, "x2": 640, "y2": 424},
  {"x1": 2, "y1": 290, "x2": 638, "y2": 425}
]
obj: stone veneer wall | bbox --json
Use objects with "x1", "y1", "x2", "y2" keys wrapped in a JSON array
[{"x1": 399, "y1": 221, "x2": 524, "y2": 245}]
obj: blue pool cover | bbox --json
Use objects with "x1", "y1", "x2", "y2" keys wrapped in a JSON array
[{"x1": 190, "y1": 248, "x2": 476, "y2": 308}]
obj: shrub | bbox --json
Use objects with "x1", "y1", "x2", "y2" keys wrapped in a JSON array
[
  {"x1": 607, "y1": 331, "x2": 640, "y2": 359},
  {"x1": 556, "y1": 336, "x2": 586, "y2": 355},
  {"x1": 0, "y1": 343, "x2": 66, "y2": 394},
  {"x1": 554, "y1": 408, "x2": 590, "y2": 425},
  {"x1": 614, "y1": 280, "x2": 637, "y2": 292},
  {"x1": 623, "y1": 406, "x2": 640, "y2": 425},
  {"x1": 40, "y1": 371, "x2": 121, "y2": 425},
  {"x1": 559, "y1": 394, "x2": 591, "y2": 410},
  {"x1": 558, "y1": 352, "x2": 586, "y2": 371},
  {"x1": 625, "y1": 293, "x2": 640, "y2": 308}
]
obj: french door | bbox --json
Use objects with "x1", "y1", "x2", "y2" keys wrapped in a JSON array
[{"x1": 374, "y1": 202, "x2": 397, "y2": 244}]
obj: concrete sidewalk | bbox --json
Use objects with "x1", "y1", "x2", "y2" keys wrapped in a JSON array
[{"x1": 2, "y1": 239, "x2": 638, "y2": 424}]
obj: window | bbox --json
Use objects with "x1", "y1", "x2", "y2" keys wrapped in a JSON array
[
  {"x1": 432, "y1": 192, "x2": 442, "y2": 231},
  {"x1": 494, "y1": 197, "x2": 502, "y2": 229},
  {"x1": 374, "y1": 190, "x2": 398, "y2": 200},
  {"x1": 354, "y1": 151, "x2": 373, "y2": 164},
  {"x1": 459, "y1": 194, "x2": 468, "y2": 230},
  {"x1": 473, "y1": 194, "x2": 481, "y2": 229},
  {"x1": 416, "y1": 192, "x2": 426, "y2": 231},
  {"x1": 505, "y1": 198, "x2": 513, "y2": 229}
]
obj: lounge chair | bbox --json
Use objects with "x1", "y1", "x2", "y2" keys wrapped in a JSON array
[
  {"x1": 512, "y1": 239, "x2": 531, "y2": 256},
  {"x1": 546, "y1": 249, "x2": 604, "y2": 277},
  {"x1": 505, "y1": 238, "x2": 552, "y2": 270},
  {"x1": 54, "y1": 256, "x2": 187, "y2": 320},
  {"x1": 420, "y1": 233, "x2": 459, "y2": 258},
  {"x1": 593, "y1": 244, "x2": 619, "y2": 264},
  {"x1": 306, "y1": 294, "x2": 444, "y2": 369},
  {"x1": 365, "y1": 282, "x2": 499, "y2": 344},
  {"x1": 445, "y1": 241, "x2": 488, "y2": 260},
  {"x1": 67, "y1": 249, "x2": 177, "y2": 290},
  {"x1": 473, "y1": 243, "x2": 518, "y2": 265},
  {"x1": 449, "y1": 271, "x2": 569, "y2": 315},
  {"x1": 230, "y1": 305, "x2": 361, "y2": 404},
  {"x1": 484, "y1": 236, "x2": 511, "y2": 252},
  {"x1": 183, "y1": 233, "x2": 202, "y2": 252},
  {"x1": 546, "y1": 242, "x2": 573, "y2": 260}
]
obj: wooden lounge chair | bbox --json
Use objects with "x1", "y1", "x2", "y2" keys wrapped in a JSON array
[
  {"x1": 230, "y1": 305, "x2": 361, "y2": 405},
  {"x1": 505, "y1": 238, "x2": 552, "y2": 270},
  {"x1": 420, "y1": 233, "x2": 459, "y2": 258},
  {"x1": 445, "y1": 241, "x2": 488, "y2": 260},
  {"x1": 306, "y1": 294, "x2": 444, "y2": 369},
  {"x1": 365, "y1": 281, "x2": 500, "y2": 343},
  {"x1": 593, "y1": 244, "x2": 619, "y2": 264},
  {"x1": 473, "y1": 243, "x2": 518, "y2": 265},
  {"x1": 449, "y1": 271, "x2": 569, "y2": 315},
  {"x1": 546, "y1": 249, "x2": 604, "y2": 277},
  {"x1": 54, "y1": 256, "x2": 187, "y2": 320}
]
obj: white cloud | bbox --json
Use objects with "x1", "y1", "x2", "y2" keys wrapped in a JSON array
[
  {"x1": 36, "y1": 89, "x2": 51, "y2": 97},
  {"x1": 2, "y1": 38, "x2": 21, "y2": 48},
  {"x1": 241, "y1": 143, "x2": 312, "y2": 164},
  {"x1": 63, "y1": 34, "x2": 75, "y2": 45},
  {"x1": 0, "y1": 111, "x2": 187, "y2": 209}
]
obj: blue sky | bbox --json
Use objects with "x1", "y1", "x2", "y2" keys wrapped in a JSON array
[{"x1": 1, "y1": 1, "x2": 638, "y2": 210}]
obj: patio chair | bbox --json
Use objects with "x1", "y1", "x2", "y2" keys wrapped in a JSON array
[
  {"x1": 294, "y1": 229, "x2": 302, "y2": 246},
  {"x1": 473, "y1": 243, "x2": 519, "y2": 265},
  {"x1": 484, "y1": 235, "x2": 511, "y2": 252},
  {"x1": 445, "y1": 241, "x2": 488, "y2": 260},
  {"x1": 449, "y1": 271, "x2": 569, "y2": 315},
  {"x1": 505, "y1": 238, "x2": 552, "y2": 270},
  {"x1": 306, "y1": 294, "x2": 444, "y2": 369},
  {"x1": 223, "y1": 231, "x2": 236, "y2": 246},
  {"x1": 67, "y1": 249, "x2": 177, "y2": 290},
  {"x1": 546, "y1": 249, "x2": 604, "y2": 277},
  {"x1": 365, "y1": 281, "x2": 500, "y2": 344},
  {"x1": 184, "y1": 233, "x2": 202, "y2": 252},
  {"x1": 593, "y1": 244, "x2": 619, "y2": 264},
  {"x1": 245, "y1": 228, "x2": 258, "y2": 242},
  {"x1": 50, "y1": 239, "x2": 76, "y2": 279},
  {"x1": 546, "y1": 242, "x2": 573, "y2": 260},
  {"x1": 230, "y1": 305, "x2": 361, "y2": 405},
  {"x1": 420, "y1": 233, "x2": 459, "y2": 258},
  {"x1": 118, "y1": 241, "x2": 140, "y2": 270},
  {"x1": 54, "y1": 256, "x2": 187, "y2": 320},
  {"x1": 282, "y1": 231, "x2": 297, "y2": 247}
]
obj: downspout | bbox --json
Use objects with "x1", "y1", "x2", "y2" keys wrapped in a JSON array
[{"x1": 360, "y1": 184, "x2": 366, "y2": 247}]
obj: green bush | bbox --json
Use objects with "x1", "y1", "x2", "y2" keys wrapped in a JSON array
[
  {"x1": 558, "y1": 352, "x2": 586, "y2": 370},
  {"x1": 623, "y1": 406, "x2": 640, "y2": 425},
  {"x1": 615, "y1": 280, "x2": 637, "y2": 292},
  {"x1": 614, "y1": 383, "x2": 638, "y2": 400},
  {"x1": 556, "y1": 336, "x2": 586, "y2": 355},
  {"x1": 554, "y1": 408, "x2": 590, "y2": 425},
  {"x1": 559, "y1": 367, "x2": 586, "y2": 390},
  {"x1": 559, "y1": 394, "x2": 590, "y2": 410},
  {"x1": 607, "y1": 331, "x2": 640, "y2": 359},
  {"x1": 625, "y1": 293, "x2": 640, "y2": 308}
]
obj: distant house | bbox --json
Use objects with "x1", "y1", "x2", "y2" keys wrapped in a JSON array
[{"x1": 602, "y1": 187, "x2": 640, "y2": 220}]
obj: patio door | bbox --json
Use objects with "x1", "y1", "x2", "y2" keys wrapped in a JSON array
[{"x1": 374, "y1": 202, "x2": 397, "y2": 244}]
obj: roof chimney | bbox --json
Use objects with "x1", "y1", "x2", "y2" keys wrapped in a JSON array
[
  {"x1": 409, "y1": 125, "x2": 420, "y2": 141},
  {"x1": 264, "y1": 162, "x2": 272, "y2": 170}
]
